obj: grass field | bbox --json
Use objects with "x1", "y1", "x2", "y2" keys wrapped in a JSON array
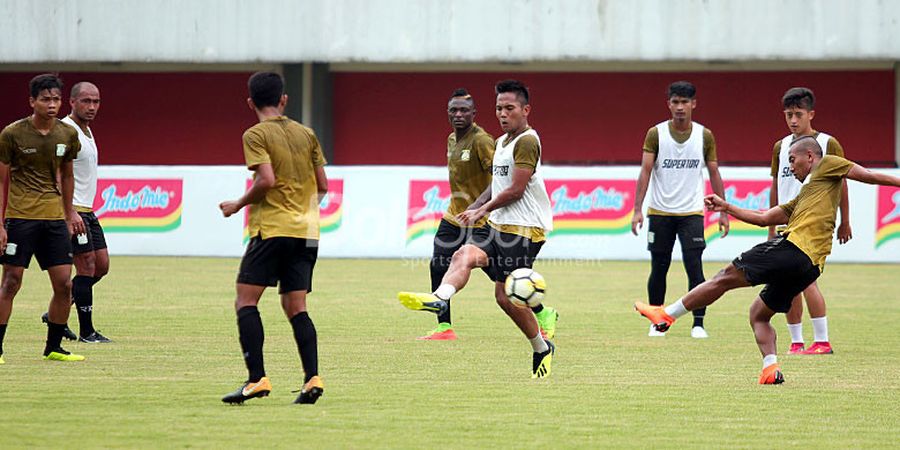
[{"x1": 0, "y1": 256, "x2": 898, "y2": 448}]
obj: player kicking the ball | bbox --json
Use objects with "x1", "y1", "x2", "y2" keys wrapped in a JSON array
[
  {"x1": 635, "y1": 136, "x2": 900, "y2": 384},
  {"x1": 398, "y1": 79, "x2": 556, "y2": 378}
]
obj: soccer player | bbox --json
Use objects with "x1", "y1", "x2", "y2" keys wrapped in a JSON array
[
  {"x1": 219, "y1": 72, "x2": 328, "y2": 404},
  {"x1": 40, "y1": 81, "x2": 111, "y2": 343},
  {"x1": 631, "y1": 81, "x2": 729, "y2": 339},
  {"x1": 770, "y1": 87, "x2": 849, "y2": 355},
  {"x1": 635, "y1": 137, "x2": 900, "y2": 384},
  {"x1": 0, "y1": 73, "x2": 86, "y2": 364},
  {"x1": 420, "y1": 88, "x2": 559, "y2": 341},
  {"x1": 398, "y1": 79, "x2": 556, "y2": 378}
]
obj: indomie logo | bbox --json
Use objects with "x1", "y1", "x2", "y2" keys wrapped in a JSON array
[
  {"x1": 550, "y1": 185, "x2": 625, "y2": 215},
  {"x1": 660, "y1": 159, "x2": 700, "y2": 169},
  {"x1": 95, "y1": 185, "x2": 172, "y2": 215},
  {"x1": 412, "y1": 186, "x2": 450, "y2": 220},
  {"x1": 723, "y1": 186, "x2": 769, "y2": 210}
]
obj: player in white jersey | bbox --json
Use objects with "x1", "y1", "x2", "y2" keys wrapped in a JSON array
[
  {"x1": 631, "y1": 81, "x2": 729, "y2": 339},
  {"x1": 42, "y1": 82, "x2": 111, "y2": 343},
  {"x1": 769, "y1": 87, "x2": 849, "y2": 355},
  {"x1": 397, "y1": 80, "x2": 556, "y2": 379}
]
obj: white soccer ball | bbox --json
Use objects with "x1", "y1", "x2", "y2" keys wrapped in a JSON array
[{"x1": 504, "y1": 268, "x2": 546, "y2": 308}]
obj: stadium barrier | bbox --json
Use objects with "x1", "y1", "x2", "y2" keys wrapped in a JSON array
[{"x1": 95, "y1": 165, "x2": 900, "y2": 262}]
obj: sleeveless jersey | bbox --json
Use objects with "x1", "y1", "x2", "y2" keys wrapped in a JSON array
[
  {"x1": 488, "y1": 129, "x2": 553, "y2": 231},
  {"x1": 648, "y1": 121, "x2": 706, "y2": 214}
]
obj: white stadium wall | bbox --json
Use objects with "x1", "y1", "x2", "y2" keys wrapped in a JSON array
[
  {"x1": 97, "y1": 165, "x2": 900, "y2": 262},
  {"x1": 2, "y1": 0, "x2": 899, "y2": 63}
]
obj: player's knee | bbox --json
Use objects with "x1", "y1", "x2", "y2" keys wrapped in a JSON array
[
  {"x1": 53, "y1": 278, "x2": 73, "y2": 298},
  {"x1": 0, "y1": 274, "x2": 22, "y2": 297},
  {"x1": 451, "y1": 246, "x2": 481, "y2": 268}
]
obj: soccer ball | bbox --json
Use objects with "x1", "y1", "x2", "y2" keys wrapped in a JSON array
[{"x1": 504, "y1": 268, "x2": 546, "y2": 308}]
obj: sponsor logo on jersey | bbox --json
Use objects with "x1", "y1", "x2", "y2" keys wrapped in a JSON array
[
  {"x1": 660, "y1": 158, "x2": 701, "y2": 169},
  {"x1": 494, "y1": 165, "x2": 509, "y2": 176}
]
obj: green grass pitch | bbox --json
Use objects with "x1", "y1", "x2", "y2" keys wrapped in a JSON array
[{"x1": 0, "y1": 257, "x2": 898, "y2": 448}]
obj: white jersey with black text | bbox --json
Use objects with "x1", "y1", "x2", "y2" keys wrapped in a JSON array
[
  {"x1": 648, "y1": 120, "x2": 707, "y2": 214},
  {"x1": 61, "y1": 115, "x2": 99, "y2": 210},
  {"x1": 776, "y1": 132, "x2": 832, "y2": 203},
  {"x1": 488, "y1": 128, "x2": 554, "y2": 231}
]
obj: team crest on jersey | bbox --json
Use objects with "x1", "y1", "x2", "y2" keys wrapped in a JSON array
[
  {"x1": 56, "y1": 144, "x2": 66, "y2": 156},
  {"x1": 460, "y1": 149, "x2": 471, "y2": 161}
]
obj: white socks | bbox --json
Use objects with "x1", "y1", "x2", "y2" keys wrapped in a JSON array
[
  {"x1": 762, "y1": 354, "x2": 778, "y2": 369},
  {"x1": 433, "y1": 284, "x2": 457, "y2": 301},
  {"x1": 787, "y1": 323, "x2": 804, "y2": 344},
  {"x1": 811, "y1": 316, "x2": 829, "y2": 342},
  {"x1": 664, "y1": 299, "x2": 689, "y2": 319},
  {"x1": 529, "y1": 333, "x2": 549, "y2": 353}
]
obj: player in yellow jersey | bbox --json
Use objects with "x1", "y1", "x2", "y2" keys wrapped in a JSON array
[
  {"x1": 220, "y1": 72, "x2": 328, "y2": 404},
  {"x1": 636, "y1": 137, "x2": 900, "y2": 384},
  {"x1": 0, "y1": 74, "x2": 86, "y2": 364}
]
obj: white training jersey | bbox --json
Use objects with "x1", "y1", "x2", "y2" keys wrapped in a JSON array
[
  {"x1": 775, "y1": 132, "x2": 832, "y2": 203},
  {"x1": 648, "y1": 121, "x2": 707, "y2": 214},
  {"x1": 488, "y1": 128, "x2": 554, "y2": 231},
  {"x1": 61, "y1": 116, "x2": 99, "y2": 210}
]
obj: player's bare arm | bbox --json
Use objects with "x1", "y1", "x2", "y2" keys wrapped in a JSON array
[
  {"x1": 706, "y1": 161, "x2": 730, "y2": 237},
  {"x1": 837, "y1": 178, "x2": 852, "y2": 244},
  {"x1": 0, "y1": 161, "x2": 7, "y2": 254},
  {"x1": 220, "y1": 163, "x2": 275, "y2": 217},
  {"x1": 631, "y1": 151, "x2": 655, "y2": 235},
  {"x1": 704, "y1": 194, "x2": 789, "y2": 227},
  {"x1": 457, "y1": 166, "x2": 531, "y2": 225},
  {"x1": 846, "y1": 164, "x2": 900, "y2": 187},
  {"x1": 768, "y1": 175, "x2": 778, "y2": 239},
  {"x1": 465, "y1": 186, "x2": 492, "y2": 212},
  {"x1": 314, "y1": 165, "x2": 328, "y2": 205},
  {"x1": 60, "y1": 160, "x2": 85, "y2": 235}
]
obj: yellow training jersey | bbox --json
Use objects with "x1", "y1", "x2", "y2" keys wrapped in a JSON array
[
  {"x1": 779, "y1": 155, "x2": 854, "y2": 270},
  {"x1": 445, "y1": 123, "x2": 494, "y2": 227},
  {"x1": 0, "y1": 118, "x2": 80, "y2": 220},
  {"x1": 243, "y1": 116, "x2": 327, "y2": 240}
]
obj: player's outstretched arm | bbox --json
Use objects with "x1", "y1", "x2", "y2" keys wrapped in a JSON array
[
  {"x1": 220, "y1": 163, "x2": 275, "y2": 217},
  {"x1": 706, "y1": 160, "x2": 730, "y2": 237},
  {"x1": 705, "y1": 194, "x2": 789, "y2": 227},
  {"x1": 846, "y1": 164, "x2": 900, "y2": 187}
]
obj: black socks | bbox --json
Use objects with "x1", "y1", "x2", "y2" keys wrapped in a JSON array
[
  {"x1": 289, "y1": 312, "x2": 319, "y2": 383},
  {"x1": 237, "y1": 306, "x2": 266, "y2": 382},
  {"x1": 72, "y1": 275, "x2": 95, "y2": 336}
]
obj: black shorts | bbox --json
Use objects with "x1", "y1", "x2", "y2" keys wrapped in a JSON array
[
  {"x1": 237, "y1": 236, "x2": 318, "y2": 294},
  {"x1": 466, "y1": 226, "x2": 544, "y2": 282},
  {"x1": 647, "y1": 214, "x2": 706, "y2": 252},
  {"x1": 1, "y1": 219, "x2": 73, "y2": 270},
  {"x1": 72, "y1": 211, "x2": 108, "y2": 255},
  {"x1": 732, "y1": 236, "x2": 820, "y2": 313}
]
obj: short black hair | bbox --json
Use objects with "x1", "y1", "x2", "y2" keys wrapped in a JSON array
[
  {"x1": 790, "y1": 135, "x2": 823, "y2": 157},
  {"x1": 449, "y1": 88, "x2": 472, "y2": 101},
  {"x1": 783, "y1": 87, "x2": 815, "y2": 111},
  {"x1": 248, "y1": 72, "x2": 284, "y2": 108},
  {"x1": 30, "y1": 73, "x2": 63, "y2": 98},
  {"x1": 667, "y1": 81, "x2": 696, "y2": 99},
  {"x1": 495, "y1": 79, "x2": 529, "y2": 105}
]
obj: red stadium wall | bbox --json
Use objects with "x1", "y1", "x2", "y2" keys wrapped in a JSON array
[
  {"x1": 332, "y1": 71, "x2": 896, "y2": 167},
  {"x1": 0, "y1": 72, "x2": 256, "y2": 165},
  {"x1": 0, "y1": 70, "x2": 895, "y2": 167}
]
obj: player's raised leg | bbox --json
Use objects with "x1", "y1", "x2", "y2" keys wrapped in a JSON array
[{"x1": 399, "y1": 243, "x2": 488, "y2": 316}]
